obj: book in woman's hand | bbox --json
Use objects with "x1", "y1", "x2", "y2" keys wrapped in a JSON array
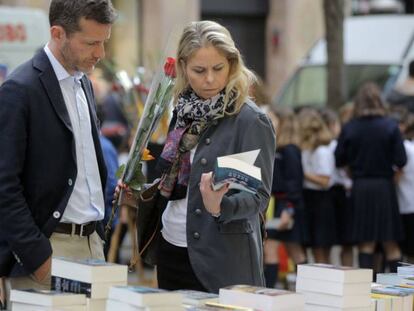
[{"x1": 212, "y1": 149, "x2": 262, "y2": 194}]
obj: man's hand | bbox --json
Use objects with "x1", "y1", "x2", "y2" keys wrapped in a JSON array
[
  {"x1": 199, "y1": 172, "x2": 229, "y2": 216},
  {"x1": 33, "y1": 256, "x2": 51, "y2": 282}
]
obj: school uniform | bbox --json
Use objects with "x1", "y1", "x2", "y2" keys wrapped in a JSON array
[
  {"x1": 396, "y1": 139, "x2": 414, "y2": 256},
  {"x1": 302, "y1": 144, "x2": 336, "y2": 248},
  {"x1": 335, "y1": 116, "x2": 406, "y2": 243},
  {"x1": 268, "y1": 144, "x2": 307, "y2": 244},
  {"x1": 329, "y1": 140, "x2": 354, "y2": 246}
]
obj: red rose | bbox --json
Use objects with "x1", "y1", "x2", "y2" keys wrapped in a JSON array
[{"x1": 163, "y1": 57, "x2": 176, "y2": 78}]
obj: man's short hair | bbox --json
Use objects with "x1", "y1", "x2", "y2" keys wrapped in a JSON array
[
  {"x1": 49, "y1": 0, "x2": 117, "y2": 35},
  {"x1": 409, "y1": 60, "x2": 414, "y2": 78}
]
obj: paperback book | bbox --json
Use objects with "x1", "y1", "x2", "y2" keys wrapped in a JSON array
[
  {"x1": 51, "y1": 257, "x2": 128, "y2": 283},
  {"x1": 108, "y1": 286, "x2": 182, "y2": 307},
  {"x1": 10, "y1": 289, "x2": 86, "y2": 307},
  {"x1": 297, "y1": 263, "x2": 372, "y2": 283},
  {"x1": 219, "y1": 284, "x2": 304, "y2": 310},
  {"x1": 296, "y1": 277, "x2": 372, "y2": 295},
  {"x1": 212, "y1": 149, "x2": 262, "y2": 194}
]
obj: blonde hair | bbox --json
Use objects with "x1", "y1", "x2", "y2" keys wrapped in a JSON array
[
  {"x1": 273, "y1": 107, "x2": 300, "y2": 148},
  {"x1": 298, "y1": 108, "x2": 332, "y2": 150},
  {"x1": 174, "y1": 20, "x2": 256, "y2": 114}
]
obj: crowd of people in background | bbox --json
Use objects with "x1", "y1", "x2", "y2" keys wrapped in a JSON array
[{"x1": 263, "y1": 77, "x2": 414, "y2": 289}]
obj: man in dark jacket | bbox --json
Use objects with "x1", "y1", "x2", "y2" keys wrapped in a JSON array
[{"x1": 0, "y1": 0, "x2": 117, "y2": 303}]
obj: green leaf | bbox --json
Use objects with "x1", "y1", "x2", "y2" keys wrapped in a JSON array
[{"x1": 116, "y1": 164, "x2": 125, "y2": 179}]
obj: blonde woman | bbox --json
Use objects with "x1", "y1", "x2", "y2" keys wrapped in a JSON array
[
  {"x1": 149, "y1": 21, "x2": 276, "y2": 292},
  {"x1": 298, "y1": 108, "x2": 336, "y2": 263}
]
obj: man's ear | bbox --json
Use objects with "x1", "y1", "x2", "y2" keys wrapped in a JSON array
[{"x1": 50, "y1": 25, "x2": 66, "y2": 43}]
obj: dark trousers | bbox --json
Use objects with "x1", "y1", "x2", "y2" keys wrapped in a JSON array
[{"x1": 157, "y1": 235, "x2": 207, "y2": 292}]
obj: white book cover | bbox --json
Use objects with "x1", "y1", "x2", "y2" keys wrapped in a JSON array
[
  {"x1": 51, "y1": 257, "x2": 128, "y2": 283},
  {"x1": 219, "y1": 285, "x2": 304, "y2": 310},
  {"x1": 10, "y1": 289, "x2": 86, "y2": 307},
  {"x1": 296, "y1": 277, "x2": 371, "y2": 296},
  {"x1": 108, "y1": 286, "x2": 182, "y2": 307},
  {"x1": 212, "y1": 149, "x2": 262, "y2": 194},
  {"x1": 174, "y1": 289, "x2": 218, "y2": 306},
  {"x1": 297, "y1": 264, "x2": 372, "y2": 283},
  {"x1": 301, "y1": 291, "x2": 371, "y2": 308},
  {"x1": 106, "y1": 299, "x2": 184, "y2": 311},
  {"x1": 12, "y1": 302, "x2": 86, "y2": 311}
]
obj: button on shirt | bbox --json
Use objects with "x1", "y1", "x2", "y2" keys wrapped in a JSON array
[{"x1": 44, "y1": 45, "x2": 105, "y2": 224}]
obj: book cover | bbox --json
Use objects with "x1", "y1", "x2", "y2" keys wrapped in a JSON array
[
  {"x1": 174, "y1": 290, "x2": 218, "y2": 306},
  {"x1": 51, "y1": 257, "x2": 128, "y2": 283},
  {"x1": 108, "y1": 286, "x2": 182, "y2": 307},
  {"x1": 212, "y1": 150, "x2": 262, "y2": 194},
  {"x1": 296, "y1": 277, "x2": 372, "y2": 295},
  {"x1": 297, "y1": 263, "x2": 372, "y2": 283},
  {"x1": 219, "y1": 285, "x2": 304, "y2": 310},
  {"x1": 52, "y1": 276, "x2": 126, "y2": 299},
  {"x1": 10, "y1": 289, "x2": 86, "y2": 307}
]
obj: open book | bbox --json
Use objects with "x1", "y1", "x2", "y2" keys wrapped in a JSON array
[{"x1": 212, "y1": 149, "x2": 262, "y2": 194}]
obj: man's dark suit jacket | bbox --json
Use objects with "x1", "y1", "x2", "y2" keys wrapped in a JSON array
[{"x1": 0, "y1": 50, "x2": 107, "y2": 277}]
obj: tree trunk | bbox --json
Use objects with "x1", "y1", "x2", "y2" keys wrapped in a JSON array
[{"x1": 323, "y1": 0, "x2": 345, "y2": 110}]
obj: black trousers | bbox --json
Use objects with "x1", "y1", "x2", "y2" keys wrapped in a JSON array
[{"x1": 157, "y1": 235, "x2": 207, "y2": 292}]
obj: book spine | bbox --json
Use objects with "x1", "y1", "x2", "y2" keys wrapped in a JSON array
[{"x1": 51, "y1": 276, "x2": 92, "y2": 298}]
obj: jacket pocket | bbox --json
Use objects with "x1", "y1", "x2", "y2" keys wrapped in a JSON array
[{"x1": 218, "y1": 220, "x2": 253, "y2": 234}]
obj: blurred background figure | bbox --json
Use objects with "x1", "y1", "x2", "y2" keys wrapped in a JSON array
[
  {"x1": 335, "y1": 82, "x2": 406, "y2": 274},
  {"x1": 392, "y1": 109, "x2": 414, "y2": 264},
  {"x1": 320, "y1": 108, "x2": 355, "y2": 267},
  {"x1": 298, "y1": 108, "x2": 336, "y2": 264},
  {"x1": 264, "y1": 107, "x2": 307, "y2": 289},
  {"x1": 388, "y1": 60, "x2": 414, "y2": 112}
]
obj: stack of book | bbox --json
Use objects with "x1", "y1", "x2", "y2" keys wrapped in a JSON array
[
  {"x1": 296, "y1": 263, "x2": 373, "y2": 311},
  {"x1": 371, "y1": 283, "x2": 414, "y2": 311},
  {"x1": 218, "y1": 284, "x2": 304, "y2": 310},
  {"x1": 10, "y1": 289, "x2": 86, "y2": 311},
  {"x1": 106, "y1": 286, "x2": 183, "y2": 310},
  {"x1": 51, "y1": 257, "x2": 128, "y2": 311}
]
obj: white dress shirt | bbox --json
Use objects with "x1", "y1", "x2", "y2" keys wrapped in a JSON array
[{"x1": 44, "y1": 44, "x2": 105, "y2": 224}]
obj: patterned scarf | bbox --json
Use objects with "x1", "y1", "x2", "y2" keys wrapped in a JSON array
[{"x1": 157, "y1": 88, "x2": 235, "y2": 200}]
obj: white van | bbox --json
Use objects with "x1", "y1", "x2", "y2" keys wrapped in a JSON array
[
  {"x1": 0, "y1": 6, "x2": 49, "y2": 83},
  {"x1": 275, "y1": 15, "x2": 414, "y2": 108}
]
